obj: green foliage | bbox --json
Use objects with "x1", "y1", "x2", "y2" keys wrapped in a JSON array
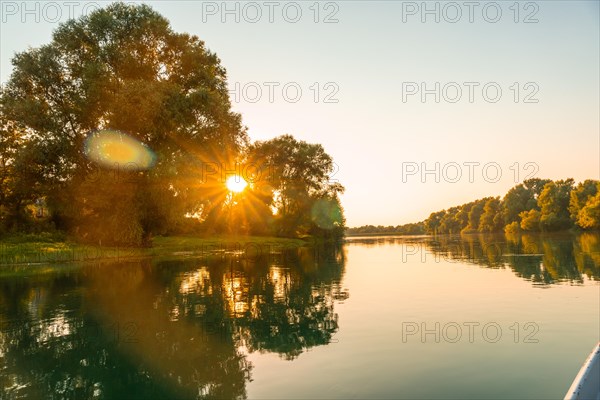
[
  {"x1": 0, "y1": 115, "x2": 42, "y2": 231},
  {"x1": 0, "y1": 3, "x2": 248, "y2": 244},
  {"x1": 455, "y1": 202, "x2": 473, "y2": 230},
  {"x1": 439, "y1": 206, "x2": 461, "y2": 234},
  {"x1": 501, "y1": 178, "x2": 550, "y2": 224},
  {"x1": 577, "y1": 191, "x2": 600, "y2": 229},
  {"x1": 70, "y1": 170, "x2": 148, "y2": 245},
  {"x1": 520, "y1": 209, "x2": 541, "y2": 231},
  {"x1": 416, "y1": 178, "x2": 598, "y2": 235},
  {"x1": 538, "y1": 179, "x2": 575, "y2": 231},
  {"x1": 504, "y1": 221, "x2": 521, "y2": 234},
  {"x1": 0, "y1": 3, "x2": 346, "y2": 244},
  {"x1": 310, "y1": 198, "x2": 345, "y2": 239},
  {"x1": 478, "y1": 197, "x2": 503, "y2": 232},
  {"x1": 425, "y1": 210, "x2": 446, "y2": 234},
  {"x1": 463, "y1": 198, "x2": 489, "y2": 233},
  {"x1": 246, "y1": 135, "x2": 345, "y2": 239},
  {"x1": 569, "y1": 180, "x2": 600, "y2": 229}
]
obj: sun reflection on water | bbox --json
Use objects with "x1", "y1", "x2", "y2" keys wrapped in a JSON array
[
  {"x1": 179, "y1": 268, "x2": 212, "y2": 295},
  {"x1": 223, "y1": 273, "x2": 249, "y2": 316}
]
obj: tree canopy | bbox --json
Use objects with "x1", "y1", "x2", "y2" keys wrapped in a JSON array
[{"x1": 0, "y1": 3, "x2": 345, "y2": 244}]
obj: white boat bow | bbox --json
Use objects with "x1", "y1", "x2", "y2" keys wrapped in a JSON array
[{"x1": 565, "y1": 342, "x2": 600, "y2": 400}]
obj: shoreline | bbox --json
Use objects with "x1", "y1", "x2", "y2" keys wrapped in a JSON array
[{"x1": 0, "y1": 234, "x2": 310, "y2": 267}]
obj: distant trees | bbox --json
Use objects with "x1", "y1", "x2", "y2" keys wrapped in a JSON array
[
  {"x1": 537, "y1": 179, "x2": 574, "y2": 231},
  {"x1": 348, "y1": 178, "x2": 600, "y2": 236},
  {"x1": 479, "y1": 197, "x2": 503, "y2": 232},
  {"x1": 465, "y1": 198, "x2": 489, "y2": 233},
  {"x1": 425, "y1": 211, "x2": 445, "y2": 235},
  {"x1": 345, "y1": 222, "x2": 425, "y2": 236},
  {"x1": 577, "y1": 192, "x2": 600, "y2": 230},
  {"x1": 570, "y1": 180, "x2": 600, "y2": 230},
  {"x1": 519, "y1": 209, "x2": 541, "y2": 232},
  {"x1": 501, "y1": 178, "x2": 550, "y2": 225},
  {"x1": 439, "y1": 206, "x2": 461, "y2": 234},
  {"x1": 400, "y1": 178, "x2": 600, "y2": 236}
]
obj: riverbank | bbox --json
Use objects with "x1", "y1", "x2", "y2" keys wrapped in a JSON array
[{"x1": 0, "y1": 233, "x2": 309, "y2": 266}]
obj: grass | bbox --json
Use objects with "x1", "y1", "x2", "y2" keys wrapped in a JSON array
[{"x1": 0, "y1": 233, "x2": 309, "y2": 267}]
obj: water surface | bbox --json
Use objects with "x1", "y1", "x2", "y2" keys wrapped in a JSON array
[{"x1": 1, "y1": 234, "x2": 598, "y2": 399}]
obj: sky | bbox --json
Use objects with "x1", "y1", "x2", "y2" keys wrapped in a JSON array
[{"x1": 1, "y1": 0, "x2": 599, "y2": 227}]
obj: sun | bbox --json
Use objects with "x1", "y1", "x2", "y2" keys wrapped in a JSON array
[{"x1": 226, "y1": 175, "x2": 248, "y2": 193}]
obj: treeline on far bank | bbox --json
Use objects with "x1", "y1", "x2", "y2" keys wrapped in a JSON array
[{"x1": 346, "y1": 178, "x2": 600, "y2": 236}]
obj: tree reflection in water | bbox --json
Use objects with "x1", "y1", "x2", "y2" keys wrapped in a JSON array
[
  {"x1": 0, "y1": 244, "x2": 348, "y2": 399},
  {"x1": 348, "y1": 233, "x2": 599, "y2": 284}
]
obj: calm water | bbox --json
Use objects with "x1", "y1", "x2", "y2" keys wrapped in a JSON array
[{"x1": 1, "y1": 234, "x2": 598, "y2": 399}]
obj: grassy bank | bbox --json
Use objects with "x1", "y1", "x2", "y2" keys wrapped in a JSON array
[{"x1": 0, "y1": 233, "x2": 309, "y2": 266}]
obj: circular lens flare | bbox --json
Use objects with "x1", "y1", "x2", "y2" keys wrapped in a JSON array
[
  {"x1": 226, "y1": 176, "x2": 248, "y2": 193},
  {"x1": 84, "y1": 129, "x2": 155, "y2": 170}
]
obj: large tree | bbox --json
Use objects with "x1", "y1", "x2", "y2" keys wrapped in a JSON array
[
  {"x1": 246, "y1": 135, "x2": 344, "y2": 238},
  {"x1": 1, "y1": 3, "x2": 247, "y2": 244}
]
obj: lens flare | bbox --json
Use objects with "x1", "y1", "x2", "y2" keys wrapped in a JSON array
[
  {"x1": 311, "y1": 199, "x2": 343, "y2": 230},
  {"x1": 84, "y1": 129, "x2": 156, "y2": 170}
]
